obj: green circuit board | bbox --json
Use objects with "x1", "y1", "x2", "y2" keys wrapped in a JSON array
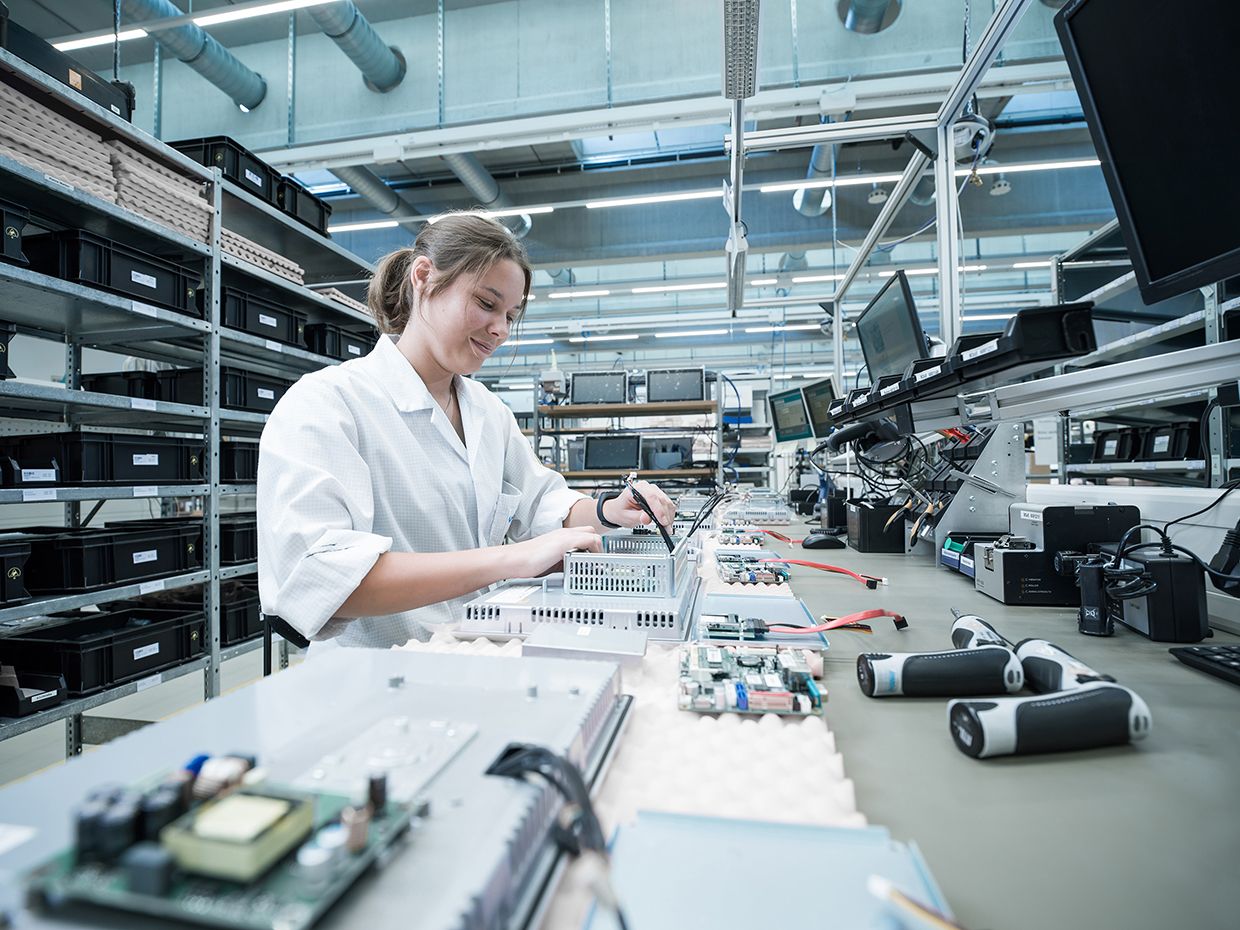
[{"x1": 677, "y1": 643, "x2": 824, "y2": 716}]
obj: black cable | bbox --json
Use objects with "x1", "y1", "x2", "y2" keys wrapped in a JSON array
[
  {"x1": 1163, "y1": 479, "x2": 1239, "y2": 536},
  {"x1": 625, "y1": 480, "x2": 675, "y2": 552},
  {"x1": 1123, "y1": 541, "x2": 1240, "y2": 587}
]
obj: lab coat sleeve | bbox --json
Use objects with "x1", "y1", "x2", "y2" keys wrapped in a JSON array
[
  {"x1": 501, "y1": 409, "x2": 589, "y2": 541},
  {"x1": 257, "y1": 379, "x2": 392, "y2": 640}
]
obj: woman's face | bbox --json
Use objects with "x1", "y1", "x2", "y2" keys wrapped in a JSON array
[{"x1": 409, "y1": 256, "x2": 526, "y2": 375}]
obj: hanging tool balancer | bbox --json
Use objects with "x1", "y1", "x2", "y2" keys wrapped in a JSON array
[{"x1": 856, "y1": 610, "x2": 1152, "y2": 759}]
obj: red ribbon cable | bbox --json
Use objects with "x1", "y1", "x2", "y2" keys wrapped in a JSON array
[
  {"x1": 759, "y1": 558, "x2": 881, "y2": 586},
  {"x1": 769, "y1": 608, "x2": 906, "y2": 635}
]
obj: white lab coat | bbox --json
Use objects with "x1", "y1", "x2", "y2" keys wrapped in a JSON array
[{"x1": 256, "y1": 335, "x2": 586, "y2": 647}]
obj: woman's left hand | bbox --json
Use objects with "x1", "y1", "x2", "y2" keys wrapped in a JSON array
[{"x1": 604, "y1": 480, "x2": 677, "y2": 528}]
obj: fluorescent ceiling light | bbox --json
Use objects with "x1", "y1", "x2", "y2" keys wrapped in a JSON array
[
  {"x1": 326, "y1": 220, "x2": 399, "y2": 233},
  {"x1": 306, "y1": 182, "x2": 350, "y2": 196},
  {"x1": 879, "y1": 268, "x2": 936, "y2": 277},
  {"x1": 585, "y1": 189, "x2": 718, "y2": 209},
  {"x1": 774, "y1": 370, "x2": 834, "y2": 380},
  {"x1": 960, "y1": 264, "x2": 988, "y2": 272},
  {"x1": 568, "y1": 333, "x2": 641, "y2": 343},
  {"x1": 654, "y1": 328, "x2": 730, "y2": 338},
  {"x1": 962, "y1": 158, "x2": 1100, "y2": 177},
  {"x1": 790, "y1": 273, "x2": 844, "y2": 284},
  {"x1": 631, "y1": 282, "x2": 727, "y2": 294},
  {"x1": 744, "y1": 323, "x2": 821, "y2": 333},
  {"x1": 748, "y1": 278, "x2": 778, "y2": 286},
  {"x1": 1012, "y1": 260, "x2": 1052, "y2": 269},
  {"x1": 55, "y1": 29, "x2": 147, "y2": 51},
  {"x1": 429, "y1": 206, "x2": 554, "y2": 223},
  {"x1": 760, "y1": 172, "x2": 904, "y2": 194},
  {"x1": 548, "y1": 288, "x2": 610, "y2": 299},
  {"x1": 194, "y1": 0, "x2": 332, "y2": 27},
  {"x1": 964, "y1": 313, "x2": 1017, "y2": 321},
  {"x1": 510, "y1": 337, "x2": 555, "y2": 346}
]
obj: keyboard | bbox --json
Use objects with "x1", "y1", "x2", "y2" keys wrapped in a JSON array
[{"x1": 1169, "y1": 644, "x2": 1240, "y2": 687}]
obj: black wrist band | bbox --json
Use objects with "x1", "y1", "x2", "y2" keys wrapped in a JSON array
[{"x1": 597, "y1": 491, "x2": 622, "y2": 529}]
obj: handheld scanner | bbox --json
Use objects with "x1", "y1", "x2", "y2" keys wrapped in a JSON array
[
  {"x1": 857, "y1": 645, "x2": 1023, "y2": 698},
  {"x1": 948, "y1": 681, "x2": 1152, "y2": 759},
  {"x1": 1015, "y1": 639, "x2": 1115, "y2": 694}
]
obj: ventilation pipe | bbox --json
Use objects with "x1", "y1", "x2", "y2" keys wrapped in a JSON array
[
  {"x1": 330, "y1": 165, "x2": 421, "y2": 235},
  {"x1": 839, "y1": 0, "x2": 901, "y2": 35},
  {"x1": 121, "y1": 0, "x2": 266, "y2": 110},
  {"x1": 775, "y1": 251, "x2": 808, "y2": 297},
  {"x1": 546, "y1": 268, "x2": 576, "y2": 286},
  {"x1": 792, "y1": 144, "x2": 834, "y2": 217},
  {"x1": 307, "y1": 1, "x2": 406, "y2": 93},
  {"x1": 441, "y1": 152, "x2": 532, "y2": 238}
]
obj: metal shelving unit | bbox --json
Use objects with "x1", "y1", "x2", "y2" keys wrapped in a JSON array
[{"x1": 0, "y1": 53, "x2": 372, "y2": 752}]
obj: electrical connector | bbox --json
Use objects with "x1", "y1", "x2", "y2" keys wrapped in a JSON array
[{"x1": 1208, "y1": 522, "x2": 1240, "y2": 597}]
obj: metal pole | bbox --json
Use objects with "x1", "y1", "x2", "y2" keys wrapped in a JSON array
[
  {"x1": 935, "y1": 122, "x2": 963, "y2": 347},
  {"x1": 205, "y1": 170, "x2": 223, "y2": 700}
]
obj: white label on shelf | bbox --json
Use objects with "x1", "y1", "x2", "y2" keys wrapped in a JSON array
[
  {"x1": 1104, "y1": 439, "x2": 1119, "y2": 456},
  {"x1": 962, "y1": 339, "x2": 1000, "y2": 362},
  {"x1": 133, "y1": 643, "x2": 160, "y2": 661},
  {"x1": 110, "y1": 104, "x2": 121, "y2": 115},
  {"x1": 1143, "y1": 462, "x2": 1158, "y2": 470},
  {"x1": 133, "y1": 486, "x2": 158, "y2": 497},
  {"x1": 130, "y1": 398, "x2": 157, "y2": 411},
  {"x1": 43, "y1": 174, "x2": 74, "y2": 193},
  {"x1": 960, "y1": 556, "x2": 974, "y2": 570},
  {"x1": 135, "y1": 672, "x2": 163, "y2": 692},
  {"x1": 244, "y1": 168, "x2": 263, "y2": 188},
  {"x1": 20, "y1": 469, "x2": 56, "y2": 483},
  {"x1": 0, "y1": 825, "x2": 36, "y2": 857},
  {"x1": 258, "y1": 313, "x2": 278, "y2": 328},
  {"x1": 130, "y1": 270, "x2": 158, "y2": 289},
  {"x1": 1153, "y1": 435, "x2": 1171, "y2": 454},
  {"x1": 256, "y1": 388, "x2": 275, "y2": 400},
  {"x1": 139, "y1": 579, "x2": 165, "y2": 595},
  {"x1": 21, "y1": 488, "x2": 57, "y2": 502},
  {"x1": 28, "y1": 688, "x2": 57, "y2": 703},
  {"x1": 1019, "y1": 509, "x2": 1043, "y2": 523},
  {"x1": 347, "y1": 344, "x2": 363, "y2": 356},
  {"x1": 265, "y1": 339, "x2": 283, "y2": 353},
  {"x1": 914, "y1": 365, "x2": 943, "y2": 383},
  {"x1": 132, "y1": 454, "x2": 159, "y2": 466},
  {"x1": 879, "y1": 384, "x2": 900, "y2": 397},
  {"x1": 132, "y1": 549, "x2": 158, "y2": 565},
  {"x1": 131, "y1": 301, "x2": 159, "y2": 318}
]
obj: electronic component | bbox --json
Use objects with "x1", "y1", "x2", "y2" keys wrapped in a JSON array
[
  {"x1": 163, "y1": 789, "x2": 313, "y2": 882},
  {"x1": 678, "y1": 643, "x2": 824, "y2": 716},
  {"x1": 582, "y1": 433, "x2": 641, "y2": 470},
  {"x1": 715, "y1": 529, "x2": 766, "y2": 546},
  {"x1": 1097, "y1": 545, "x2": 1210, "y2": 643},
  {"x1": 646, "y1": 367, "x2": 706, "y2": 402},
  {"x1": 570, "y1": 370, "x2": 627, "y2": 404},
  {"x1": 855, "y1": 271, "x2": 928, "y2": 380},
  {"x1": 856, "y1": 646, "x2": 1023, "y2": 698},
  {"x1": 714, "y1": 551, "x2": 790, "y2": 585}
]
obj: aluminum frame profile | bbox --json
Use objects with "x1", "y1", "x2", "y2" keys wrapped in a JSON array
[{"x1": 960, "y1": 340, "x2": 1240, "y2": 424}]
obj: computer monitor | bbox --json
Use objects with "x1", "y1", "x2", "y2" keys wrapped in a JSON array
[
  {"x1": 800, "y1": 377, "x2": 838, "y2": 440},
  {"x1": 646, "y1": 367, "x2": 706, "y2": 402},
  {"x1": 570, "y1": 371, "x2": 627, "y2": 404},
  {"x1": 583, "y1": 434, "x2": 642, "y2": 470},
  {"x1": 1056, "y1": 0, "x2": 1240, "y2": 303},
  {"x1": 768, "y1": 387, "x2": 812, "y2": 444},
  {"x1": 641, "y1": 434, "x2": 695, "y2": 471},
  {"x1": 854, "y1": 271, "x2": 928, "y2": 380}
]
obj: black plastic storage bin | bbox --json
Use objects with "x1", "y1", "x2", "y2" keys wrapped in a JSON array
[
  {"x1": 0, "y1": 667, "x2": 67, "y2": 717},
  {"x1": 0, "y1": 10, "x2": 135, "y2": 120},
  {"x1": 4, "y1": 606, "x2": 205, "y2": 695},
  {"x1": 105, "y1": 579, "x2": 261, "y2": 647},
  {"x1": 0, "y1": 433, "x2": 204, "y2": 486},
  {"x1": 21, "y1": 523, "x2": 202, "y2": 593},
  {"x1": 158, "y1": 367, "x2": 291, "y2": 413},
  {"x1": 80, "y1": 370, "x2": 160, "y2": 399},
  {"x1": 116, "y1": 515, "x2": 254, "y2": 565},
  {"x1": 276, "y1": 177, "x2": 332, "y2": 236},
  {"x1": 1141, "y1": 422, "x2": 1200, "y2": 461},
  {"x1": 1, "y1": 199, "x2": 29, "y2": 266},
  {"x1": 0, "y1": 320, "x2": 15, "y2": 379},
  {"x1": 23, "y1": 230, "x2": 201, "y2": 316},
  {"x1": 0, "y1": 539, "x2": 32, "y2": 605},
  {"x1": 219, "y1": 286, "x2": 306, "y2": 346},
  {"x1": 1092, "y1": 428, "x2": 1138, "y2": 463},
  {"x1": 221, "y1": 440, "x2": 259, "y2": 481},
  {"x1": 303, "y1": 322, "x2": 376, "y2": 361},
  {"x1": 170, "y1": 136, "x2": 279, "y2": 204},
  {"x1": 846, "y1": 500, "x2": 906, "y2": 553}
]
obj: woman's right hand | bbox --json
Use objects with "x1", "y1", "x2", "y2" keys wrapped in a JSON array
[{"x1": 509, "y1": 527, "x2": 602, "y2": 578}]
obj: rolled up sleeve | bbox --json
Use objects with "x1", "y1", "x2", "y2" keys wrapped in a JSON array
[
  {"x1": 502, "y1": 411, "x2": 588, "y2": 541},
  {"x1": 257, "y1": 381, "x2": 392, "y2": 640}
]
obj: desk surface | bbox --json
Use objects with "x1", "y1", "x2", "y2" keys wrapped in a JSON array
[{"x1": 786, "y1": 540, "x2": 1239, "y2": 930}]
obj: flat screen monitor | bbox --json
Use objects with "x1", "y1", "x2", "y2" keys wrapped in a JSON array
[
  {"x1": 646, "y1": 367, "x2": 706, "y2": 402},
  {"x1": 854, "y1": 271, "x2": 928, "y2": 381},
  {"x1": 800, "y1": 377, "x2": 838, "y2": 440},
  {"x1": 570, "y1": 371, "x2": 627, "y2": 404},
  {"x1": 768, "y1": 387, "x2": 812, "y2": 444},
  {"x1": 583, "y1": 434, "x2": 642, "y2": 470},
  {"x1": 1056, "y1": 0, "x2": 1240, "y2": 303}
]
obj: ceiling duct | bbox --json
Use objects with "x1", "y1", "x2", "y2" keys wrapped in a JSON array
[
  {"x1": 306, "y1": 1, "x2": 406, "y2": 93},
  {"x1": 546, "y1": 268, "x2": 576, "y2": 286},
  {"x1": 837, "y1": 0, "x2": 902, "y2": 35},
  {"x1": 775, "y1": 251, "x2": 807, "y2": 297},
  {"x1": 330, "y1": 165, "x2": 421, "y2": 234},
  {"x1": 441, "y1": 152, "x2": 532, "y2": 238},
  {"x1": 792, "y1": 144, "x2": 834, "y2": 217},
  {"x1": 121, "y1": 0, "x2": 266, "y2": 110}
]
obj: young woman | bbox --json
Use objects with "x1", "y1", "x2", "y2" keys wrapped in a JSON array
[{"x1": 257, "y1": 214, "x2": 675, "y2": 648}]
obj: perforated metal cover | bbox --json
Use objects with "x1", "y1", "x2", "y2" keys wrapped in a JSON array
[{"x1": 564, "y1": 545, "x2": 688, "y2": 598}]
